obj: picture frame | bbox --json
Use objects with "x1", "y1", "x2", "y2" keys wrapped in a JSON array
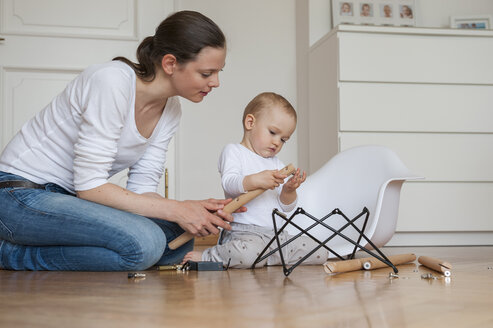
[
  {"x1": 450, "y1": 15, "x2": 492, "y2": 29},
  {"x1": 331, "y1": 0, "x2": 416, "y2": 28}
]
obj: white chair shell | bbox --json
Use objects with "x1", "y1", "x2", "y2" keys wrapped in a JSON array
[{"x1": 284, "y1": 145, "x2": 422, "y2": 258}]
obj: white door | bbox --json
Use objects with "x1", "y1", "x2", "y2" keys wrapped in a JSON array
[{"x1": 0, "y1": 0, "x2": 176, "y2": 198}]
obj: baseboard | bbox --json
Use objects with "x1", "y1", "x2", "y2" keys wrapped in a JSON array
[
  {"x1": 387, "y1": 231, "x2": 493, "y2": 246},
  {"x1": 192, "y1": 231, "x2": 493, "y2": 248}
]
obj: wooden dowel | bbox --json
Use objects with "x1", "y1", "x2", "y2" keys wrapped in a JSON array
[
  {"x1": 363, "y1": 253, "x2": 416, "y2": 270},
  {"x1": 168, "y1": 164, "x2": 296, "y2": 250},
  {"x1": 324, "y1": 258, "x2": 363, "y2": 274},
  {"x1": 168, "y1": 232, "x2": 194, "y2": 251},
  {"x1": 418, "y1": 256, "x2": 452, "y2": 276},
  {"x1": 324, "y1": 253, "x2": 417, "y2": 274}
]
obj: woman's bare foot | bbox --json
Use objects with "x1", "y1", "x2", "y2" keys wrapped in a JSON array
[{"x1": 181, "y1": 251, "x2": 203, "y2": 264}]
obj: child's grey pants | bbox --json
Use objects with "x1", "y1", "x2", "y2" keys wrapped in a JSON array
[{"x1": 201, "y1": 222, "x2": 329, "y2": 269}]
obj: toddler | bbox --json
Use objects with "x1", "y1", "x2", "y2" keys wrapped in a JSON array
[{"x1": 182, "y1": 92, "x2": 328, "y2": 268}]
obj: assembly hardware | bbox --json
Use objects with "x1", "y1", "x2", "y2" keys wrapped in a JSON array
[
  {"x1": 128, "y1": 272, "x2": 146, "y2": 279},
  {"x1": 421, "y1": 273, "x2": 437, "y2": 280},
  {"x1": 157, "y1": 264, "x2": 183, "y2": 271},
  {"x1": 388, "y1": 272, "x2": 399, "y2": 279}
]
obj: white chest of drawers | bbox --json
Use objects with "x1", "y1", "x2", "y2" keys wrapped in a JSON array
[{"x1": 308, "y1": 25, "x2": 493, "y2": 245}]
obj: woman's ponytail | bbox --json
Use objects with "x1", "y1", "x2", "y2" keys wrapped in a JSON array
[{"x1": 114, "y1": 11, "x2": 225, "y2": 82}]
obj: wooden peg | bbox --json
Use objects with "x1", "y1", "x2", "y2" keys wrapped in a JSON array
[
  {"x1": 324, "y1": 253, "x2": 416, "y2": 274},
  {"x1": 168, "y1": 164, "x2": 296, "y2": 250},
  {"x1": 418, "y1": 256, "x2": 452, "y2": 276}
]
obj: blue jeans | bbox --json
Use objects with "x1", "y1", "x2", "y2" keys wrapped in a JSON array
[{"x1": 0, "y1": 171, "x2": 193, "y2": 271}]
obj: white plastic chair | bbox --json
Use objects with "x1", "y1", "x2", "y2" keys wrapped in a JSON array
[{"x1": 284, "y1": 145, "x2": 422, "y2": 258}]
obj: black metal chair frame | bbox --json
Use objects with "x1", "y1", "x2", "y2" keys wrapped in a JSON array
[{"x1": 251, "y1": 207, "x2": 397, "y2": 276}]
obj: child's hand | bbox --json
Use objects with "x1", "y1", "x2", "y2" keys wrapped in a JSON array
[
  {"x1": 282, "y1": 168, "x2": 306, "y2": 193},
  {"x1": 245, "y1": 170, "x2": 288, "y2": 191}
]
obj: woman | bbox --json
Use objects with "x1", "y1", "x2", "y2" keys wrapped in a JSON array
[{"x1": 0, "y1": 11, "x2": 237, "y2": 271}]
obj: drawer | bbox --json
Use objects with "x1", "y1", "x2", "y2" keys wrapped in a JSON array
[
  {"x1": 338, "y1": 32, "x2": 493, "y2": 84},
  {"x1": 339, "y1": 82, "x2": 493, "y2": 133},
  {"x1": 340, "y1": 132, "x2": 493, "y2": 181},
  {"x1": 397, "y1": 181, "x2": 493, "y2": 231}
]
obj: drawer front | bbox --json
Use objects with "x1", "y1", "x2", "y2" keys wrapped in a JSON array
[
  {"x1": 397, "y1": 182, "x2": 493, "y2": 232},
  {"x1": 340, "y1": 132, "x2": 493, "y2": 182},
  {"x1": 338, "y1": 32, "x2": 493, "y2": 84},
  {"x1": 339, "y1": 82, "x2": 493, "y2": 133}
]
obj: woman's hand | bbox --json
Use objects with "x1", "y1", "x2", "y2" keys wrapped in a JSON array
[{"x1": 172, "y1": 198, "x2": 244, "y2": 236}]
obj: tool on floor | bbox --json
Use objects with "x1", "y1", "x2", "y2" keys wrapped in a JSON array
[
  {"x1": 323, "y1": 253, "x2": 416, "y2": 274},
  {"x1": 168, "y1": 164, "x2": 296, "y2": 250},
  {"x1": 418, "y1": 256, "x2": 452, "y2": 277},
  {"x1": 156, "y1": 264, "x2": 184, "y2": 271},
  {"x1": 182, "y1": 260, "x2": 226, "y2": 271},
  {"x1": 128, "y1": 272, "x2": 146, "y2": 279}
]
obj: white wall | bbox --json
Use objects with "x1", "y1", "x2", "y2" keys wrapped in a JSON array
[
  {"x1": 174, "y1": 0, "x2": 297, "y2": 201},
  {"x1": 309, "y1": 0, "x2": 333, "y2": 47},
  {"x1": 309, "y1": 0, "x2": 493, "y2": 45}
]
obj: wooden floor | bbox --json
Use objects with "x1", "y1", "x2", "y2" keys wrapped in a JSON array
[{"x1": 1, "y1": 246, "x2": 492, "y2": 327}]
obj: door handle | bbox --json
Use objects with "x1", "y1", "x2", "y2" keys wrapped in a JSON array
[{"x1": 0, "y1": 37, "x2": 5, "y2": 42}]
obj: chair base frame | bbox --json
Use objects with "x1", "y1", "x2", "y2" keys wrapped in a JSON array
[{"x1": 252, "y1": 207, "x2": 398, "y2": 276}]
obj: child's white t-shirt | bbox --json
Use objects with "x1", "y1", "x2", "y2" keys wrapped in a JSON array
[
  {"x1": 0, "y1": 61, "x2": 181, "y2": 194},
  {"x1": 218, "y1": 143, "x2": 296, "y2": 228}
]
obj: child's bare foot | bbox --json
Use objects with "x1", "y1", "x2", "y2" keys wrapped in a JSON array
[{"x1": 181, "y1": 251, "x2": 203, "y2": 264}]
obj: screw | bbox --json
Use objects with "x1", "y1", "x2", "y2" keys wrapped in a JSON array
[
  {"x1": 421, "y1": 273, "x2": 436, "y2": 280},
  {"x1": 128, "y1": 272, "x2": 146, "y2": 279}
]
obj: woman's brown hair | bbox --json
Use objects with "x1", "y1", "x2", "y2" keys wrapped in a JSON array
[{"x1": 114, "y1": 10, "x2": 226, "y2": 82}]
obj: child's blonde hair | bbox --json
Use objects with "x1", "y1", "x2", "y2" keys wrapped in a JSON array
[{"x1": 242, "y1": 92, "x2": 297, "y2": 127}]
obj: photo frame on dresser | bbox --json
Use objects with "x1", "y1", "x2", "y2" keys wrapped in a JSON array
[
  {"x1": 450, "y1": 15, "x2": 492, "y2": 29},
  {"x1": 331, "y1": 0, "x2": 416, "y2": 27}
]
